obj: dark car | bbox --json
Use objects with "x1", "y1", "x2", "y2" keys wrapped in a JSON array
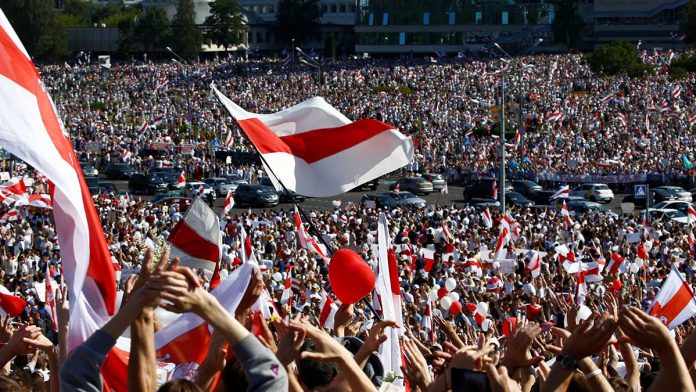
[
  {"x1": 622, "y1": 194, "x2": 648, "y2": 209},
  {"x1": 350, "y1": 179, "x2": 380, "y2": 192},
  {"x1": 156, "y1": 172, "x2": 182, "y2": 190},
  {"x1": 527, "y1": 190, "x2": 558, "y2": 206},
  {"x1": 652, "y1": 186, "x2": 692, "y2": 203},
  {"x1": 104, "y1": 163, "x2": 135, "y2": 180},
  {"x1": 85, "y1": 176, "x2": 100, "y2": 194},
  {"x1": 390, "y1": 177, "x2": 433, "y2": 195},
  {"x1": 512, "y1": 180, "x2": 542, "y2": 197},
  {"x1": 506, "y1": 191, "x2": 535, "y2": 207},
  {"x1": 98, "y1": 182, "x2": 118, "y2": 194},
  {"x1": 361, "y1": 194, "x2": 398, "y2": 209},
  {"x1": 234, "y1": 184, "x2": 279, "y2": 207},
  {"x1": 462, "y1": 178, "x2": 512, "y2": 201},
  {"x1": 128, "y1": 173, "x2": 168, "y2": 194},
  {"x1": 152, "y1": 196, "x2": 191, "y2": 211},
  {"x1": 258, "y1": 177, "x2": 305, "y2": 203}
]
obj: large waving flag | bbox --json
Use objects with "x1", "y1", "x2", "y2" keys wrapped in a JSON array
[
  {"x1": 0, "y1": 10, "x2": 116, "y2": 351},
  {"x1": 168, "y1": 197, "x2": 222, "y2": 274},
  {"x1": 213, "y1": 87, "x2": 414, "y2": 197},
  {"x1": 0, "y1": 177, "x2": 28, "y2": 205},
  {"x1": 649, "y1": 268, "x2": 696, "y2": 329}
]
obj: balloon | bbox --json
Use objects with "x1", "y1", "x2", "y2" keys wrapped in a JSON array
[
  {"x1": 440, "y1": 296, "x2": 453, "y2": 311},
  {"x1": 332, "y1": 199, "x2": 341, "y2": 207},
  {"x1": 612, "y1": 279, "x2": 622, "y2": 292},
  {"x1": 328, "y1": 249, "x2": 376, "y2": 304},
  {"x1": 637, "y1": 243, "x2": 648, "y2": 260},
  {"x1": 448, "y1": 292, "x2": 460, "y2": 302},
  {"x1": 272, "y1": 272, "x2": 283, "y2": 282},
  {"x1": 449, "y1": 301, "x2": 463, "y2": 315},
  {"x1": 629, "y1": 263, "x2": 640, "y2": 274},
  {"x1": 481, "y1": 319, "x2": 492, "y2": 332},
  {"x1": 576, "y1": 305, "x2": 592, "y2": 323},
  {"x1": 428, "y1": 290, "x2": 439, "y2": 301},
  {"x1": 445, "y1": 278, "x2": 457, "y2": 291},
  {"x1": 433, "y1": 284, "x2": 441, "y2": 291},
  {"x1": 634, "y1": 258, "x2": 644, "y2": 268},
  {"x1": 466, "y1": 303, "x2": 477, "y2": 313},
  {"x1": 476, "y1": 302, "x2": 489, "y2": 316},
  {"x1": 502, "y1": 317, "x2": 517, "y2": 337},
  {"x1": 444, "y1": 243, "x2": 455, "y2": 253},
  {"x1": 437, "y1": 287, "x2": 449, "y2": 298}
]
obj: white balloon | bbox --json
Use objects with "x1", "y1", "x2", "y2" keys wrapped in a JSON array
[
  {"x1": 433, "y1": 284, "x2": 441, "y2": 291},
  {"x1": 481, "y1": 319, "x2": 492, "y2": 332},
  {"x1": 218, "y1": 269, "x2": 229, "y2": 281},
  {"x1": 634, "y1": 258, "x2": 644, "y2": 268},
  {"x1": 576, "y1": 304, "x2": 592, "y2": 324},
  {"x1": 445, "y1": 278, "x2": 457, "y2": 291},
  {"x1": 476, "y1": 302, "x2": 489, "y2": 316},
  {"x1": 448, "y1": 292, "x2": 460, "y2": 302},
  {"x1": 429, "y1": 290, "x2": 439, "y2": 302},
  {"x1": 272, "y1": 272, "x2": 283, "y2": 282},
  {"x1": 629, "y1": 263, "x2": 640, "y2": 274},
  {"x1": 440, "y1": 296, "x2": 453, "y2": 311}
]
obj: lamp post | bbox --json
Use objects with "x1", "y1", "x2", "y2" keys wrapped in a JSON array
[
  {"x1": 296, "y1": 47, "x2": 322, "y2": 95},
  {"x1": 492, "y1": 38, "x2": 543, "y2": 214}
]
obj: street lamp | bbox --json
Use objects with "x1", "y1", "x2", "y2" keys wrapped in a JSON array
[
  {"x1": 296, "y1": 47, "x2": 323, "y2": 96},
  {"x1": 492, "y1": 38, "x2": 543, "y2": 214}
]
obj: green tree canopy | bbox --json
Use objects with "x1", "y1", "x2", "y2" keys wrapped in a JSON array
[
  {"x1": 136, "y1": 7, "x2": 171, "y2": 52},
  {"x1": 681, "y1": 0, "x2": 696, "y2": 44},
  {"x1": 0, "y1": 0, "x2": 67, "y2": 60},
  {"x1": 205, "y1": 0, "x2": 246, "y2": 50},
  {"x1": 587, "y1": 41, "x2": 655, "y2": 77},
  {"x1": 275, "y1": 0, "x2": 322, "y2": 45},
  {"x1": 171, "y1": 0, "x2": 202, "y2": 59},
  {"x1": 550, "y1": 0, "x2": 584, "y2": 48}
]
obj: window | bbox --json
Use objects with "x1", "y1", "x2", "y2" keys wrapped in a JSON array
[
  {"x1": 368, "y1": 12, "x2": 374, "y2": 25},
  {"x1": 548, "y1": 11, "x2": 555, "y2": 23},
  {"x1": 339, "y1": 4, "x2": 346, "y2": 12},
  {"x1": 382, "y1": 12, "x2": 388, "y2": 26},
  {"x1": 321, "y1": 4, "x2": 327, "y2": 13},
  {"x1": 502, "y1": 11, "x2": 508, "y2": 25},
  {"x1": 448, "y1": 12, "x2": 456, "y2": 25},
  {"x1": 475, "y1": 11, "x2": 482, "y2": 24},
  {"x1": 423, "y1": 12, "x2": 430, "y2": 25},
  {"x1": 399, "y1": 32, "x2": 405, "y2": 45},
  {"x1": 330, "y1": 4, "x2": 336, "y2": 13}
]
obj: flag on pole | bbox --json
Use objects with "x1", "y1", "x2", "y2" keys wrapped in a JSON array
[
  {"x1": 672, "y1": 85, "x2": 682, "y2": 98},
  {"x1": 482, "y1": 208, "x2": 493, "y2": 229},
  {"x1": 294, "y1": 206, "x2": 329, "y2": 261},
  {"x1": 221, "y1": 190, "x2": 235, "y2": 216},
  {"x1": 224, "y1": 128, "x2": 233, "y2": 148},
  {"x1": 550, "y1": 185, "x2": 570, "y2": 200},
  {"x1": 649, "y1": 268, "x2": 696, "y2": 329},
  {"x1": 493, "y1": 227, "x2": 511, "y2": 260},
  {"x1": 492, "y1": 177, "x2": 498, "y2": 200},
  {"x1": 688, "y1": 205, "x2": 696, "y2": 224},
  {"x1": 527, "y1": 251, "x2": 541, "y2": 279},
  {"x1": 167, "y1": 198, "x2": 222, "y2": 274},
  {"x1": 213, "y1": 87, "x2": 414, "y2": 197},
  {"x1": 45, "y1": 263, "x2": 57, "y2": 329},
  {"x1": 0, "y1": 10, "x2": 116, "y2": 352},
  {"x1": 176, "y1": 171, "x2": 186, "y2": 188},
  {"x1": 318, "y1": 290, "x2": 338, "y2": 329},
  {"x1": 561, "y1": 201, "x2": 574, "y2": 228}
]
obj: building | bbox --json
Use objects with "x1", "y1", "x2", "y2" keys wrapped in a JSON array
[{"x1": 354, "y1": 0, "x2": 554, "y2": 54}]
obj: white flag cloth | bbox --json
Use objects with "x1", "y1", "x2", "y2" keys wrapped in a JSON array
[
  {"x1": 213, "y1": 86, "x2": 414, "y2": 197},
  {"x1": 0, "y1": 10, "x2": 116, "y2": 352},
  {"x1": 649, "y1": 269, "x2": 696, "y2": 329},
  {"x1": 168, "y1": 197, "x2": 222, "y2": 273}
]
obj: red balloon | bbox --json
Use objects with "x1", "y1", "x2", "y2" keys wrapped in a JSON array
[
  {"x1": 437, "y1": 287, "x2": 449, "y2": 298},
  {"x1": 637, "y1": 243, "x2": 648, "y2": 260},
  {"x1": 502, "y1": 317, "x2": 517, "y2": 337},
  {"x1": 450, "y1": 301, "x2": 463, "y2": 315},
  {"x1": 526, "y1": 304, "x2": 542, "y2": 318},
  {"x1": 444, "y1": 243, "x2": 455, "y2": 253},
  {"x1": 329, "y1": 249, "x2": 376, "y2": 304},
  {"x1": 466, "y1": 303, "x2": 477, "y2": 313},
  {"x1": 612, "y1": 279, "x2": 622, "y2": 292}
]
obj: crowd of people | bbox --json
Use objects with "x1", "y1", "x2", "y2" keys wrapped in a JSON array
[{"x1": 0, "y1": 50, "x2": 692, "y2": 391}]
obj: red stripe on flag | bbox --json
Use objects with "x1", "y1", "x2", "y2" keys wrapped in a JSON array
[
  {"x1": 168, "y1": 221, "x2": 221, "y2": 263},
  {"x1": 238, "y1": 117, "x2": 394, "y2": 164},
  {"x1": 319, "y1": 296, "x2": 334, "y2": 326},
  {"x1": 0, "y1": 24, "x2": 116, "y2": 314},
  {"x1": 651, "y1": 282, "x2": 695, "y2": 326}
]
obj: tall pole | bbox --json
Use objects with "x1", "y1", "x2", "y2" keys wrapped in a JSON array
[{"x1": 500, "y1": 68, "x2": 506, "y2": 214}]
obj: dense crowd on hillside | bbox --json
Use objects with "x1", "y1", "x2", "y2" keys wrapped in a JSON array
[{"x1": 0, "y1": 52, "x2": 693, "y2": 391}]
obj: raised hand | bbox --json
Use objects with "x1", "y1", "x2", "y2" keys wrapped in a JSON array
[
  {"x1": 618, "y1": 306, "x2": 673, "y2": 353},
  {"x1": 501, "y1": 322, "x2": 545, "y2": 370},
  {"x1": 559, "y1": 312, "x2": 616, "y2": 360},
  {"x1": 274, "y1": 320, "x2": 306, "y2": 367},
  {"x1": 486, "y1": 364, "x2": 523, "y2": 392},
  {"x1": 363, "y1": 320, "x2": 399, "y2": 353},
  {"x1": 401, "y1": 338, "x2": 431, "y2": 391}
]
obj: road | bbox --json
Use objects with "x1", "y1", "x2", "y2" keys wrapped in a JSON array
[{"x1": 106, "y1": 178, "x2": 630, "y2": 214}]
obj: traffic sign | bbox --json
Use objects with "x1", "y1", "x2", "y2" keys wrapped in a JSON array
[
  {"x1": 463, "y1": 137, "x2": 473, "y2": 147},
  {"x1": 634, "y1": 184, "x2": 647, "y2": 199}
]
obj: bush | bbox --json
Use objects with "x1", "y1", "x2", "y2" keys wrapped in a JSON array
[
  {"x1": 587, "y1": 41, "x2": 639, "y2": 75},
  {"x1": 627, "y1": 62, "x2": 655, "y2": 78},
  {"x1": 669, "y1": 66, "x2": 688, "y2": 80},
  {"x1": 671, "y1": 53, "x2": 696, "y2": 72}
]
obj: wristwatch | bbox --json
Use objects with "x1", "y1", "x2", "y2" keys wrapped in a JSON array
[{"x1": 556, "y1": 354, "x2": 579, "y2": 371}]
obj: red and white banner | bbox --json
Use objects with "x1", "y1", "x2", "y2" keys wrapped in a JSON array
[
  {"x1": 168, "y1": 198, "x2": 222, "y2": 273},
  {"x1": 294, "y1": 206, "x2": 329, "y2": 261},
  {"x1": 0, "y1": 177, "x2": 28, "y2": 205},
  {"x1": 493, "y1": 227, "x2": 511, "y2": 261},
  {"x1": 649, "y1": 269, "x2": 696, "y2": 329},
  {"x1": 213, "y1": 87, "x2": 414, "y2": 197},
  {"x1": 176, "y1": 171, "x2": 186, "y2": 188},
  {"x1": 0, "y1": 10, "x2": 116, "y2": 352},
  {"x1": 550, "y1": 185, "x2": 570, "y2": 200},
  {"x1": 527, "y1": 251, "x2": 541, "y2": 279},
  {"x1": 221, "y1": 189, "x2": 234, "y2": 216},
  {"x1": 318, "y1": 290, "x2": 338, "y2": 329},
  {"x1": 561, "y1": 201, "x2": 574, "y2": 228},
  {"x1": 482, "y1": 208, "x2": 493, "y2": 229},
  {"x1": 0, "y1": 208, "x2": 19, "y2": 222}
]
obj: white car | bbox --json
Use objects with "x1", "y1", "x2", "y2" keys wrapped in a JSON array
[
  {"x1": 570, "y1": 183, "x2": 614, "y2": 203},
  {"x1": 204, "y1": 177, "x2": 235, "y2": 196},
  {"x1": 183, "y1": 181, "x2": 216, "y2": 200},
  {"x1": 651, "y1": 201, "x2": 693, "y2": 216},
  {"x1": 640, "y1": 208, "x2": 688, "y2": 224}
]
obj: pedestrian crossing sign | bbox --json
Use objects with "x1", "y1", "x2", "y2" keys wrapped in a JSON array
[{"x1": 634, "y1": 184, "x2": 647, "y2": 199}]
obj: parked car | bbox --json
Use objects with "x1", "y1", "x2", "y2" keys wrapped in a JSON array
[
  {"x1": 152, "y1": 196, "x2": 192, "y2": 211},
  {"x1": 570, "y1": 183, "x2": 614, "y2": 203},
  {"x1": 506, "y1": 191, "x2": 535, "y2": 207},
  {"x1": 640, "y1": 208, "x2": 689, "y2": 224},
  {"x1": 233, "y1": 184, "x2": 279, "y2": 207},
  {"x1": 98, "y1": 182, "x2": 118, "y2": 194},
  {"x1": 390, "y1": 177, "x2": 433, "y2": 195},
  {"x1": 104, "y1": 163, "x2": 134, "y2": 180},
  {"x1": 382, "y1": 191, "x2": 427, "y2": 209},
  {"x1": 651, "y1": 200, "x2": 693, "y2": 215},
  {"x1": 258, "y1": 176, "x2": 305, "y2": 203},
  {"x1": 566, "y1": 200, "x2": 618, "y2": 218},
  {"x1": 469, "y1": 198, "x2": 501, "y2": 209},
  {"x1": 360, "y1": 194, "x2": 398, "y2": 209},
  {"x1": 421, "y1": 173, "x2": 446, "y2": 191},
  {"x1": 225, "y1": 174, "x2": 249, "y2": 187},
  {"x1": 85, "y1": 176, "x2": 100, "y2": 194},
  {"x1": 462, "y1": 178, "x2": 512, "y2": 201},
  {"x1": 157, "y1": 172, "x2": 181, "y2": 190},
  {"x1": 182, "y1": 181, "x2": 216, "y2": 200},
  {"x1": 511, "y1": 180, "x2": 542, "y2": 197},
  {"x1": 622, "y1": 194, "x2": 648, "y2": 209},
  {"x1": 128, "y1": 173, "x2": 168, "y2": 194},
  {"x1": 549, "y1": 196, "x2": 587, "y2": 211},
  {"x1": 204, "y1": 177, "x2": 236, "y2": 197},
  {"x1": 527, "y1": 190, "x2": 558, "y2": 206},
  {"x1": 81, "y1": 163, "x2": 99, "y2": 177},
  {"x1": 350, "y1": 179, "x2": 380, "y2": 192},
  {"x1": 653, "y1": 186, "x2": 692, "y2": 203}
]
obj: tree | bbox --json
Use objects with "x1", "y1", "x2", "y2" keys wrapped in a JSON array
[
  {"x1": 205, "y1": 0, "x2": 245, "y2": 50},
  {"x1": 136, "y1": 7, "x2": 171, "y2": 52},
  {"x1": 323, "y1": 34, "x2": 335, "y2": 59},
  {"x1": 681, "y1": 0, "x2": 696, "y2": 44},
  {"x1": 550, "y1": 0, "x2": 584, "y2": 48},
  {"x1": 171, "y1": 0, "x2": 202, "y2": 59},
  {"x1": 0, "y1": 0, "x2": 68, "y2": 59},
  {"x1": 587, "y1": 41, "x2": 655, "y2": 77},
  {"x1": 275, "y1": 0, "x2": 322, "y2": 45}
]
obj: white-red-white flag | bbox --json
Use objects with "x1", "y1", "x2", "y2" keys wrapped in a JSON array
[
  {"x1": 213, "y1": 87, "x2": 414, "y2": 197},
  {"x1": 649, "y1": 268, "x2": 696, "y2": 329},
  {"x1": 224, "y1": 128, "x2": 233, "y2": 148},
  {"x1": 221, "y1": 189, "x2": 234, "y2": 216},
  {"x1": 493, "y1": 227, "x2": 511, "y2": 261},
  {"x1": 482, "y1": 208, "x2": 493, "y2": 229},
  {"x1": 167, "y1": 198, "x2": 222, "y2": 273},
  {"x1": 688, "y1": 205, "x2": 696, "y2": 224},
  {"x1": 561, "y1": 201, "x2": 574, "y2": 228},
  {"x1": 318, "y1": 290, "x2": 338, "y2": 329},
  {"x1": 281, "y1": 276, "x2": 293, "y2": 304},
  {"x1": 527, "y1": 251, "x2": 541, "y2": 279},
  {"x1": 45, "y1": 263, "x2": 57, "y2": 329},
  {"x1": 294, "y1": 206, "x2": 329, "y2": 261},
  {"x1": 0, "y1": 177, "x2": 28, "y2": 205},
  {"x1": 151, "y1": 115, "x2": 164, "y2": 127},
  {"x1": 550, "y1": 185, "x2": 570, "y2": 200},
  {"x1": 176, "y1": 171, "x2": 186, "y2": 188},
  {"x1": 672, "y1": 85, "x2": 682, "y2": 98},
  {"x1": 0, "y1": 10, "x2": 116, "y2": 353},
  {"x1": 492, "y1": 177, "x2": 498, "y2": 200}
]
